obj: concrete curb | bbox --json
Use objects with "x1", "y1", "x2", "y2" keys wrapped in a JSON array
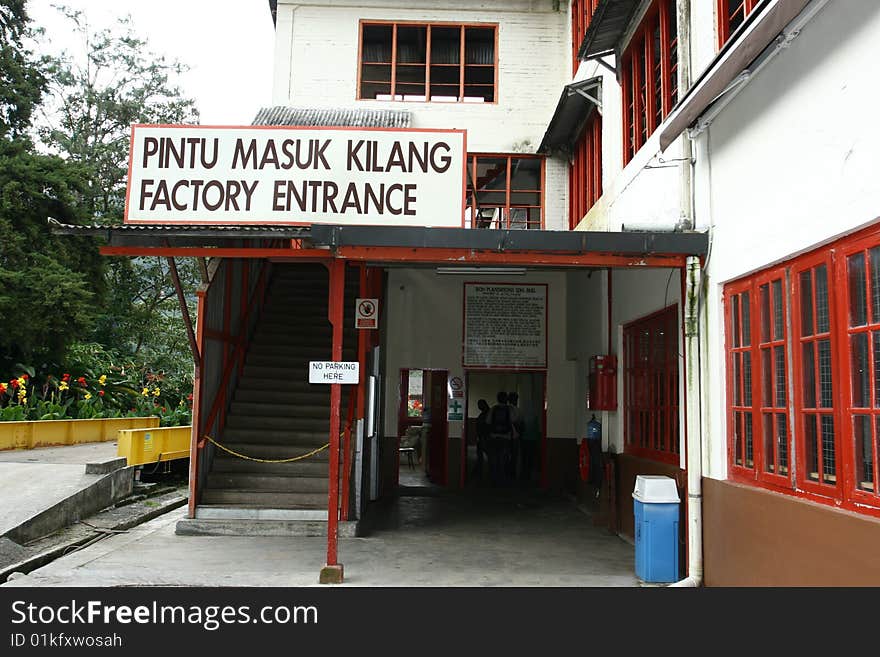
[
  {"x1": 0, "y1": 494, "x2": 187, "y2": 583},
  {"x1": 175, "y1": 518, "x2": 359, "y2": 538},
  {"x1": 3, "y1": 467, "x2": 135, "y2": 544}
]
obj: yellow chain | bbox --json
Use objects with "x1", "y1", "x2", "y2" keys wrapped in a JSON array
[{"x1": 202, "y1": 434, "x2": 331, "y2": 464}]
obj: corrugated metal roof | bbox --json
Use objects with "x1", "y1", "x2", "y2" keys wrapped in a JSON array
[
  {"x1": 578, "y1": 0, "x2": 642, "y2": 60},
  {"x1": 252, "y1": 106, "x2": 412, "y2": 129},
  {"x1": 538, "y1": 77, "x2": 602, "y2": 156}
]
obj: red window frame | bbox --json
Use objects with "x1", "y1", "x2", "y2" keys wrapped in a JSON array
[
  {"x1": 357, "y1": 21, "x2": 498, "y2": 103},
  {"x1": 569, "y1": 112, "x2": 602, "y2": 229},
  {"x1": 571, "y1": 0, "x2": 601, "y2": 74},
  {"x1": 717, "y1": 0, "x2": 763, "y2": 48},
  {"x1": 724, "y1": 266, "x2": 791, "y2": 488},
  {"x1": 623, "y1": 305, "x2": 680, "y2": 465},
  {"x1": 724, "y1": 221, "x2": 880, "y2": 516},
  {"x1": 620, "y1": 0, "x2": 677, "y2": 165},
  {"x1": 836, "y1": 234, "x2": 880, "y2": 505},
  {"x1": 464, "y1": 153, "x2": 545, "y2": 230}
]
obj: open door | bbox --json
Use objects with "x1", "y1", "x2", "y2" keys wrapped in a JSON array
[{"x1": 398, "y1": 368, "x2": 449, "y2": 486}]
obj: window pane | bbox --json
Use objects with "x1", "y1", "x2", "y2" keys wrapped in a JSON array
[
  {"x1": 821, "y1": 414, "x2": 836, "y2": 483},
  {"x1": 732, "y1": 294, "x2": 741, "y2": 347},
  {"x1": 816, "y1": 264, "x2": 830, "y2": 333},
  {"x1": 762, "y1": 348, "x2": 772, "y2": 406},
  {"x1": 734, "y1": 412, "x2": 743, "y2": 465},
  {"x1": 760, "y1": 283, "x2": 770, "y2": 343},
  {"x1": 851, "y1": 332, "x2": 869, "y2": 408},
  {"x1": 818, "y1": 339, "x2": 833, "y2": 408},
  {"x1": 777, "y1": 413, "x2": 788, "y2": 474},
  {"x1": 854, "y1": 415, "x2": 874, "y2": 492},
  {"x1": 806, "y1": 415, "x2": 819, "y2": 481},
  {"x1": 733, "y1": 352, "x2": 741, "y2": 406},
  {"x1": 743, "y1": 351, "x2": 752, "y2": 406},
  {"x1": 741, "y1": 291, "x2": 751, "y2": 346},
  {"x1": 763, "y1": 413, "x2": 775, "y2": 473},
  {"x1": 775, "y1": 345, "x2": 786, "y2": 407},
  {"x1": 802, "y1": 342, "x2": 816, "y2": 408},
  {"x1": 848, "y1": 252, "x2": 868, "y2": 327},
  {"x1": 874, "y1": 331, "x2": 880, "y2": 408},
  {"x1": 800, "y1": 270, "x2": 814, "y2": 337},
  {"x1": 745, "y1": 412, "x2": 753, "y2": 467},
  {"x1": 871, "y1": 246, "x2": 880, "y2": 323},
  {"x1": 772, "y1": 279, "x2": 784, "y2": 341}
]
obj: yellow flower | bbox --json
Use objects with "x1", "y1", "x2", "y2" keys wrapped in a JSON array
[
  {"x1": 84, "y1": 392, "x2": 92, "y2": 400},
  {"x1": 152, "y1": 388, "x2": 161, "y2": 397},
  {"x1": 19, "y1": 396, "x2": 27, "y2": 405},
  {"x1": 16, "y1": 376, "x2": 26, "y2": 388},
  {"x1": 142, "y1": 387, "x2": 149, "y2": 397},
  {"x1": 59, "y1": 381, "x2": 69, "y2": 392},
  {"x1": 98, "y1": 375, "x2": 107, "y2": 386}
]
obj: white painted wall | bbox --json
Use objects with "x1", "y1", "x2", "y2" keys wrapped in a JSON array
[
  {"x1": 272, "y1": 0, "x2": 571, "y2": 229},
  {"x1": 695, "y1": 2, "x2": 880, "y2": 480}
]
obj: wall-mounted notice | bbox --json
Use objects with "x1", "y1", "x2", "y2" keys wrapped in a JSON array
[
  {"x1": 463, "y1": 283, "x2": 547, "y2": 369},
  {"x1": 125, "y1": 125, "x2": 466, "y2": 227}
]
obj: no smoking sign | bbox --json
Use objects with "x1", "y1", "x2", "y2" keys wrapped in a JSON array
[{"x1": 355, "y1": 298, "x2": 379, "y2": 329}]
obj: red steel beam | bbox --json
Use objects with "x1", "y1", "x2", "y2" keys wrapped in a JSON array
[
  {"x1": 325, "y1": 259, "x2": 345, "y2": 574},
  {"x1": 335, "y1": 246, "x2": 688, "y2": 268},
  {"x1": 188, "y1": 288, "x2": 207, "y2": 518}
]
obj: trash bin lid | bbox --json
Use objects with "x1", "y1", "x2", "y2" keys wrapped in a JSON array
[{"x1": 632, "y1": 475, "x2": 680, "y2": 503}]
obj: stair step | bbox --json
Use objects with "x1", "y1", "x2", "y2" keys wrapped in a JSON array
[
  {"x1": 206, "y1": 473, "x2": 329, "y2": 492},
  {"x1": 215, "y1": 441, "x2": 331, "y2": 459},
  {"x1": 226, "y1": 414, "x2": 330, "y2": 431},
  {"x1": 233, "y1": 389, "x2": 330, "y2": 404},
  {"x1": 200, "y1": 489, "x2": 327, "y2": 508},
  {"x1": 235, "y1": 378, "x2": 318, "y2": 391},
  {"x1": 211, "y1": 458, "x2": 329, "y2": 477},
  {"x1": 230, "y1": 401, "x2": 331, "y2": 418}
]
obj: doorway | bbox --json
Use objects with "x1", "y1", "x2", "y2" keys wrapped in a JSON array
[
  {"x1": 397, "y1": 368, "x2": 449, "y2": 487},
  {"x1": 465, "y1": 371, "x2": 546, "y2": 487}
]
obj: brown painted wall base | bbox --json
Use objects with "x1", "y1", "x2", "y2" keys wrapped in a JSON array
[
  {"x1": 612, "y1": 453, "x2": 684, "y2": 541},
  {"x1": 703, "y1": 478, "x2": 880, "y2": 586}
]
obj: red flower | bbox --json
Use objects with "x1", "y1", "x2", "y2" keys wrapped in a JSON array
[
  {"x1": 77, "y1": 377, "x2": 87, "y2": 387},
  {"x1": 21, "y1": 374, "x2": 29, "y2": 380},
  {"x1": 161, "y1": 407, "x2": 166, "y2": 412},
  {"x1": 10, "y1": 379, "x2": 19, "y2": 389},
  {"x1": 0, "y1": 383, "x2": 6, "y2": 395},
  {"x1": 187, "y1": 393, "x2": 193, "y2": 401},
  {"x1": 62, "y1": 373, "x2": 70, "y2": 381},
  {"x1": 98, "y1": 390, "x2": 105, "y2": 397}
]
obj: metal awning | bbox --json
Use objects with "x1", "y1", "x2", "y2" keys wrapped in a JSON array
[
  {"x1": 577, "y1": 0, "x2": 641, "y2": 61},
  {"x1": 659, "y1": 0, "x2": 814, "y2": 151},
  {"x1": 538, "y1": 77, "x2": 602, "y2": 158},
  {"x1": 51, "y1": 219, "x2": 708, "y2": 258}
]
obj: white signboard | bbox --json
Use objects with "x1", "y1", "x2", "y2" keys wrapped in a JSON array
[
  {"x1": 309, "y1": 361, "x2": 360, "y2": 384},
  {"x1": 463, "y1": 283, "x2": 548, "y2": 369},
  {"x1": 355, "y1": 298, "x2": 379, "y2": 329},
  {"x1": 125, "y1": 125, "x2": 466, "y2": 227}
]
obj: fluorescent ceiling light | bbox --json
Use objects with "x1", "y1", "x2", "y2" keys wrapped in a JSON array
[{"x1": 435, "y1": 267, "x2": 526, "y2": 275}]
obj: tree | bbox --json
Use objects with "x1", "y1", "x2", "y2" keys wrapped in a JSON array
[
  {"x1": 0, "y1": 0, "x2": 102, "y2": 372},
  {"x1": 38, "y1": 5, "x2": 199, "y2": 220},
  {"x1": 34, "y1": 5, "x2": 201, "y2": 379}
]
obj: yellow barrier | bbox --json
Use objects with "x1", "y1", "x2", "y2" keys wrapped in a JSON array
[
  {"x1": 0, "y1": 417, "x2": 160, "y2": 451},
  {"x1": 117, "y1": 425, "x2": 191, "y2": 466}
]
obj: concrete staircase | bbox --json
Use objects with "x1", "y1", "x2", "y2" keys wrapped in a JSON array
[{"x1": 177, "y1": 263, "x2": 360, "y2": 537}]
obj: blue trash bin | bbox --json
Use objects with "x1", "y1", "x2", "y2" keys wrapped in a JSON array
[{"x1": 633, "y1": 475, "x2": 680, "y2": 583}]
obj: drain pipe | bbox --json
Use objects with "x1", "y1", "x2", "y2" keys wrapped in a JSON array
[{"x1": 670, "y1": 255, "x2": 703, "y2": 587}]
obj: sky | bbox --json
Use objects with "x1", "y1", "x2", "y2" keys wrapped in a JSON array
[{"x1": 27, "y1": 0, "x2": 276, "y2": 125}]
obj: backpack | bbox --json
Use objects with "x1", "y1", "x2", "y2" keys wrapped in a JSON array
[{"x1": 490, "y1": 404, "x2": 512, "y2": 436}]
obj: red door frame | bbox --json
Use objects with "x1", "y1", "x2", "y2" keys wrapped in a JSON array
[{"x1": 397, "y1": 368, "x2": 449, "y2": 486}]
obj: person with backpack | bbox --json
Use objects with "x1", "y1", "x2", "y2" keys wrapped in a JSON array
[{"x1": 488, "y1": 391, "x2": 514, "y2": 486}]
